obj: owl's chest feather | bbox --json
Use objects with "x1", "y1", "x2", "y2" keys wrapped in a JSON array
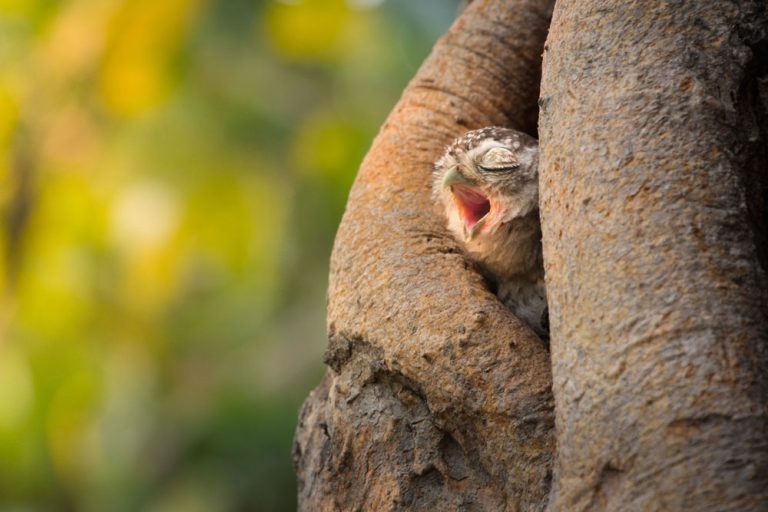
[{"x1": 463, "y1": 212, "x2": 543, "y2": 282}]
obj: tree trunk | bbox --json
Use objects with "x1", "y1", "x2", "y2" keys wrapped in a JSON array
[
  {"x1": 293, "y1": 0, "x2": 555, "y2": 510},
  {"x1": 295, "y1": 0, "x2": 768, "y2": 510},
  {"x1": 539, "y1": 1, "x2": 768, "y2": 510}
]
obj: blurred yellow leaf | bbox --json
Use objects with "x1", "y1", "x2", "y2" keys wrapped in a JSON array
[
  {"x1": 0, "y1": 80, "x2": 19, "y2": 148},
  {"x1": 100, "y1": 0, "x2": 203, "y2": 116},
  {"x1": 0, "y1": 0, "x2": 34, "y2": 14},
  {"x1": 110, "y1": 180, "x2": 181, "y2": 253},
  {"x1": 0, "y1": 347, "x2": 34, "y2": 430},
  {"x1": 40, "y1": 0, "x2": 115, "y2": 82},
  {"x1": 110, "y1": 180, "x2": 183, "y2": 315},
  {"x1": 182, "y1": 168, "x2": 288, "y2": 287},
  {"x1": 0, "y1": 231, "x2": 7, "y2": 292},
  {"x1": 293, "y1": 109, "x2": 361, "y2": 180},
  {"x1": 265, "y1": 0, "x2": 371, "y2": 61},
  {"x1": 0, "y1": 79, "x2": 16, "y2": 248},
  {"x1": 15, "y1": 172, "x2": 108, "y2": 341}
]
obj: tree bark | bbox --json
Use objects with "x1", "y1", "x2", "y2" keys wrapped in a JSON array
[
  {"x1": 296, "y1": 0, "x2": 768, "y2": 510},
  {"x1": 539, "y1": 1, "x2": 768, "y2": 510},
  {"x1": 293, "y1": 0, "x2": 555, "y2": 510}
]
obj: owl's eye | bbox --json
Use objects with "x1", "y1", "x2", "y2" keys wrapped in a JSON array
[{"x1": 478, "y1": 147, "x2": 519, "y2": 173}]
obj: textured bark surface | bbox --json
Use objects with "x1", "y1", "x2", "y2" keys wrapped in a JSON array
[
  {"x1": 293, "y1": 0, "x2": 555, "y2": 510},
  {"x1": 539, "y1": 1, "x2": 768, "y2": 511}
]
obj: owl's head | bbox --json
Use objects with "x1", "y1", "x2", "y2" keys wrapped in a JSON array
[{"x1": 433, "y1": 127, "x2": 540, "y2": 243}]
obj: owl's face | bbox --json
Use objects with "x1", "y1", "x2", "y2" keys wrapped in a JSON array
[{"x1": 433, "y1": 127, "x2": 540, "y2": 243}]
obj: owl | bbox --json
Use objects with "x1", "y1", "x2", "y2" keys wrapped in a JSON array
[{"x1": 433, "y1": 126, "x2": 548, "y2": 337}]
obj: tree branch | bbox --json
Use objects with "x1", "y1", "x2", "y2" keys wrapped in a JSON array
[{"x1": 294, "y1": 0, "x2": 555, "y2": 509}]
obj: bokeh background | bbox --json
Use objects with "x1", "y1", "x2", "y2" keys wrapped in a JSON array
[
  {"x1": 0, "y1": 0, "x2": 461, "y2": 510},
  {"x1": 0, "y1": 0, "x2": 458, "y2": 512}
]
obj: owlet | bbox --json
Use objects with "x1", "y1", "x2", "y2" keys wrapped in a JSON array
[{"x1": 433, "y1": 126, "x2": 548, "y2": 337}]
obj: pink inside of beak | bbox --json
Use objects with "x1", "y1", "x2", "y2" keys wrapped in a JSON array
[{"x1": 452, "y1": 186, "x2": 491, "y2": 232}]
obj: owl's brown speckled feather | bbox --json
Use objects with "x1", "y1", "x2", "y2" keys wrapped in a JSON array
[{"x1": 433, "y1": 127, "x2": 548, "y2": 337}]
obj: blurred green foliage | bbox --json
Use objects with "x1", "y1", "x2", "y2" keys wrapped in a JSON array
[{"x1": 0, "y1": 0, "x2": 459, "y2": 510}]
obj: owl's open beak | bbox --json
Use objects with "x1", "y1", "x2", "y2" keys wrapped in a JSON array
[
  {"x1": 442, "y1": 168, "x2": 492, "y2": 241},
  {"x1": 466, "y1": 216, "x2": 488, "y2": 241},
  {"x1": 450, "y1": 184, "x2": 491, "y2": 242}
]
